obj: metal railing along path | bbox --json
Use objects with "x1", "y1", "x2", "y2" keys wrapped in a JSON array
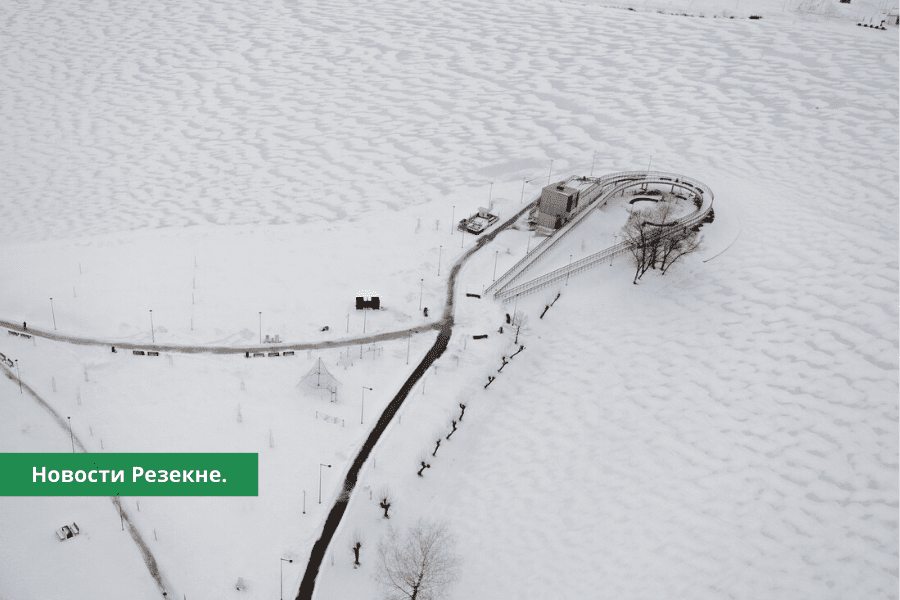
[
  {"x1": 494, "y1": 172, "x2": 714, "y2": 302},
  {"x1": 485, "y1": 171, "x2": 647, "y2": 296}
]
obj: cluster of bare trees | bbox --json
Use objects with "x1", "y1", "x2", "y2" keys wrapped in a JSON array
[{"x1": 622, "y1": 200, "x2": 702, "y2": 284}]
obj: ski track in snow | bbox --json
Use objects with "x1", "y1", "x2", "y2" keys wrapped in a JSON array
[{"x1": 0, "y1": 0, "x2": 896, "y2": 598}]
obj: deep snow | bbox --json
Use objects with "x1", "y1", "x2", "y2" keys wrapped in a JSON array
[{"x1": 0, "y1": 0, "x2": 896, "y2": 598}]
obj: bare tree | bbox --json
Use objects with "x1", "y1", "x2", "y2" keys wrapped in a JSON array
[
  {"x1": 510, "y1": 311, "x2": 529, "y2": 344},
  {"x1": 374, "y1": 519, "x2": 461, "y2": 600},
  {"x1": 351, "y1": 529, "x2": 365, "y2": 568},
  {"x1": 622, "y1": 200, "x2": 699, "y2": 283},
  {"x1": 622, "y1": 207, "x2": 662, "y2": 283},
  {"x1": 378, "y1": 486, "x2": 394, "y2": 519},
  {"x1": 658, "y1": 227, "x2": 702, "y2": 274}
]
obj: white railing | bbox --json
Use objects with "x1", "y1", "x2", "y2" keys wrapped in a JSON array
[
  {"x1": 494, "y1": 172, "x2": 714, "y2": 302},
  {"x1": 485, "y1": 171, "x2": 648, "y2": 295}
]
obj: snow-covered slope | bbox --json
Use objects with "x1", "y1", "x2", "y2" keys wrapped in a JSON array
[{"x1": 0, "y1": 0, "x2": 896, "y2": 598}]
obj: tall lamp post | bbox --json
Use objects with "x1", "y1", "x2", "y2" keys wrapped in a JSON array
[
  {"x1": 437, "y1": 246, "x2": 442, "y2": 277},
  {"x1": 68, "y1": 416, "x2": 75, "y2": 452},
  {"x1": 50, "y1": 297, "x2": 57, "y2": 330},
  {"x1": 418, "y1": 279, "x2": 424, "y2": 310},
  {"x1": 280, "y1": 558, "x2": 293, "y2": 600},
  {"x1": 318, "y1": 463, "x2": 331, "y2": 504},
  {"x1": 15, "y1": 359, "x2": 22, "y2": 394},
  {"x1": 548, "y1": 159, "x2": 554, "y2": 185},
  {"x1": 361, "y1": 386, "x2": 372, "y2": 424}
]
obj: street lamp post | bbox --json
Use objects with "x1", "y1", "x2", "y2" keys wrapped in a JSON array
[
  {"x1": 590, "y1": 150, "x2": 596, "y2": 177},
  {"x1": 319, "y1": 464, "x2": 331, "y2": 504},
  {"x1": 361, "y1": 386, "x2": 372, "y2": 424},
  {"x1": 15, "y1": 359, "x2": 22, "y2": 394},
  {"x1": 280, "y1": 558, "x2": 293, "y2": 600},
  {"x1": 68, "y1": 416, "x2": 74, "y2": 453},
  {"x1": 116, "y1": 493, "x2": 124, "y2": 530},
  {"x1": 418, "y1": 279, "x2": 424, "y2": 311},
  {"x1": 566, "y1": 254, "x2": 573, "y2": 286},
  {"x1": 493, "y1": 250, "x2": 499, "y2": 281},
  {"x1": 548, "y1": 159, "x2": 553, "y2": 185},
  {"x1": 437, "y1": 246, "x2": 442, "y2": 276},
  {"x1": 50, "y1": 297, "x2": 57, "y2": 330}
]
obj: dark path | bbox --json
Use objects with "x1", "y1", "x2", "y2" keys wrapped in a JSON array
[
  {"x1": 295, "y1": 201, "x2": 536, "y2": 599},
  {"x1": 0, "y1": 319, "x2": 441, "y2": 354},
  {"x1": 0, "y1": 364, "x2": 172, "y2": 596}
]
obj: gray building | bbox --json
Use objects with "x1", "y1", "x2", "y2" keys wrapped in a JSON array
[
  {"x1": 534, "y1": 176, "x2": 607, "y2": 233},
  {"x1": 536, "y1": 182, "x2": 580, "y2": 230}
]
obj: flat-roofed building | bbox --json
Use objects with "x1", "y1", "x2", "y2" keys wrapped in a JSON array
[{"x1": 534, "y1": 177, "x2": 604, "y2": 233}]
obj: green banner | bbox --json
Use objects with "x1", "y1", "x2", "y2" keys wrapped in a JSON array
[{"x1": 0, "y1": 453, "x2": 258, "y2": 496}]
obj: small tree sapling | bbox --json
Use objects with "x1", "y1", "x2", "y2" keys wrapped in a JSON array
[
  {"x1": 416, "y1": 452, "x2": 431, "y2": 477},
  {"x1": 351, "y1": 529, "x2": 365, "y2": 568},
  {"x1": 510, "y1": 311, "x2": 529, "y2": 344},
  {"x1": 445, "y1": 419, "x2": 458, "y2": 440},
  {"x1": 378, "y1": 486, "x2": 394, "y2": 519}
]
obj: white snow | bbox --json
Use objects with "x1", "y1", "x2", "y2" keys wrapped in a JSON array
[{"x1": 0, "y1": 0, "x2": 896, "y2": 598}]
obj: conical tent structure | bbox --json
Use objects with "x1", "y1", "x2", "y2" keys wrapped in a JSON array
[{"x1": 298, "y1": 357, "x2": 340, "y2": 399}]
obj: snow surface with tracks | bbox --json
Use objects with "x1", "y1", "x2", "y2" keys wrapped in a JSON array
[{"x1": 0, "y1": 0, "x2": 897, "y2": 598}]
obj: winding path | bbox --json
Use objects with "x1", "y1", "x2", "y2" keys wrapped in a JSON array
[
  {"x1": 0, "y1": 196, "x2": 538, "y2": 599},
  {"x1": 0, "y1": 171, "x2": 713, "y2": 598},
  {"x1": 0, "y1": 364, "x2": 172, "y2": 596},
  {"x1": 294, "y1": 199, "x2": 537, "y2": 599}
]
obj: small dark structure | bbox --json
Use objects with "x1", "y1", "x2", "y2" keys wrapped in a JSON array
[
  {"x1": 355, "y1": 296, "x2": 380, "y2": 310},
  {"x1": 356, "y1": 289, "x2": 380, "y2": 310},
  {"x1": 56, "y1": 522, "x2": 80, "y2": 541},
  {"x1": 457, "y1": 207, "x2": 499, "y2": 234}
]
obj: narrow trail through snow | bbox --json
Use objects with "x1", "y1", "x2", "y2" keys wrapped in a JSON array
[{"x1": 294, "y1": 198, "x2": 534, "y2": 599}]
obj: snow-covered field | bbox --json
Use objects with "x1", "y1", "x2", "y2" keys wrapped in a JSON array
[{"x1": 0, "y1": 0, "x2": 896, "y2": 598}]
